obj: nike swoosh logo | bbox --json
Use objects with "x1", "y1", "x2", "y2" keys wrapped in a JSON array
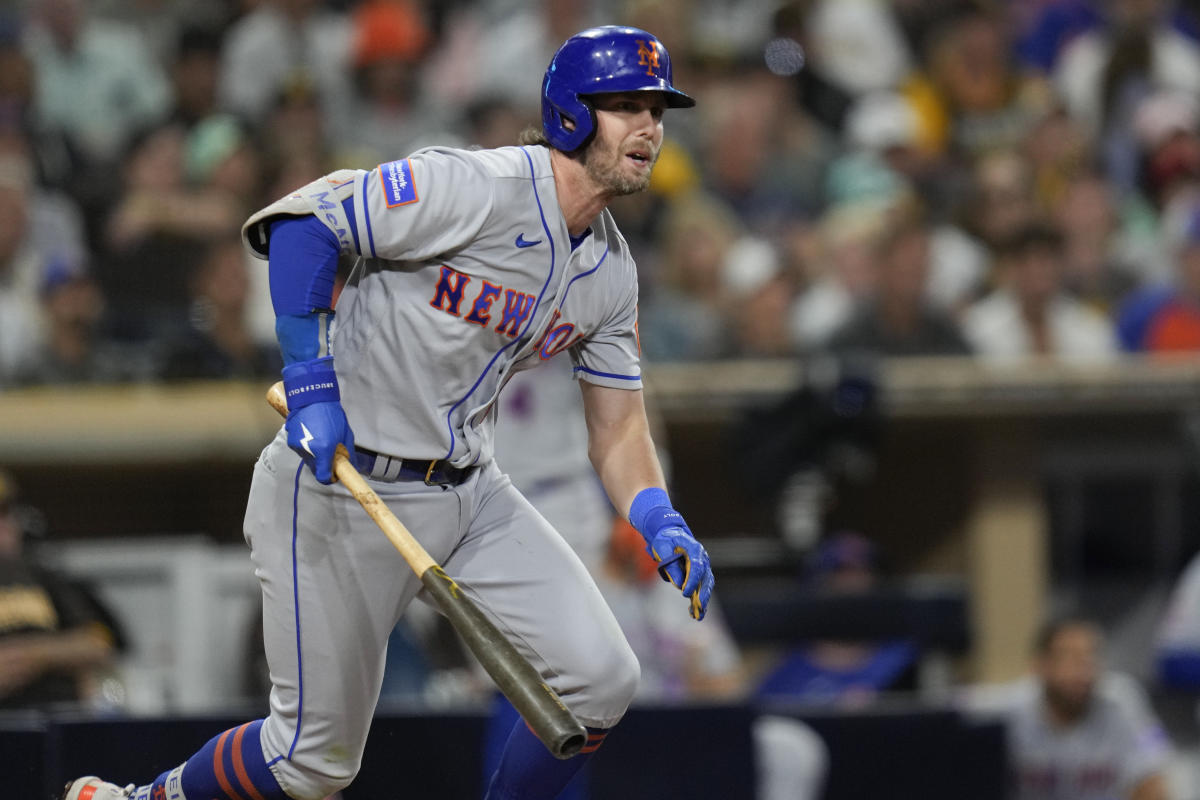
[{"x1": 515, "y1": 233, "x2": 542, "y2": 248}]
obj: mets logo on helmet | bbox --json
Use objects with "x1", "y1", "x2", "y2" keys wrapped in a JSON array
[{"x1": 636, "y1": 40, "x2": 660, "y2": 76}]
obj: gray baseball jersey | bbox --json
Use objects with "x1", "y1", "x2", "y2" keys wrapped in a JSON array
[
  {"x1": 1005, "y1": 675, "x2": 1171, "y2": 800},
  {"x1": 237, "y1": 145, "x2": 644, "y2": 798},
  {"x1": 246, "y1": 144, "x2": 642, "y2": 467}
]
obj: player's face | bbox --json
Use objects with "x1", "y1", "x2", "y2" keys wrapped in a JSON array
[
  {"x1": 1038, "y1": 624, "x2": 1100, "y2": 721},
  {"x1": 583, "y1": 92, "x2": 667, "y2": 196}
]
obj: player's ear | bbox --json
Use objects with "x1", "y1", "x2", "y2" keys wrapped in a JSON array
[{"x1": 563, "y1": 116, "x2": 576, "y2": 132}]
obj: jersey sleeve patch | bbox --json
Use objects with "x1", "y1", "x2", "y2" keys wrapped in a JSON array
[{"x1": 379, "y1": 158, "x2": 419, "y2": 208}]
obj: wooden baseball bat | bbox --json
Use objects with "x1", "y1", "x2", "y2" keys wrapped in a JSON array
[{"x1": 266, "y1": 382, "x2": 587, "y2": 759}]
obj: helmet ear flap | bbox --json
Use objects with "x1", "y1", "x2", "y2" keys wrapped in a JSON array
[
  {"x1": 568, "y1": 96, "x2": 599, "y2": 153},
  {"x1": 542, "y1": 82, "x2": 595, "y2": 151}
]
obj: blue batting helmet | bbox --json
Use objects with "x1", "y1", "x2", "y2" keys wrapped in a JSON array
[{"x1": 541, "y1": 26, "x2": 695, "y2": 152}]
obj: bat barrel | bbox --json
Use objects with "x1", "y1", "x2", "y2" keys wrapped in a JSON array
[{"x1": 420, "y1": 566, "x2": 587, "y2": 759}]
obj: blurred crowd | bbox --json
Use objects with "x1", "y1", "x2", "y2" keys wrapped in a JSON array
[{"x1": 7, "y1": 0, "x2": 1200, "y2": 388}]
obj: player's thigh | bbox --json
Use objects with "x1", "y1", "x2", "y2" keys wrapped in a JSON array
[
  {"x1": 444, "y1": 464, "x2": 637, "y2": 727},
  {"x1": 243, "y1": 435, "x2": 466, "y2": 779}
]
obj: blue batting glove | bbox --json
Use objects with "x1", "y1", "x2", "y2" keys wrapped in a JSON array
[
  {"x1": 282, "y1": 356, "x2": 356, "y2": 484},
  {"x1": 629, "y1": 488, "x2": 715, "y2": 620}
]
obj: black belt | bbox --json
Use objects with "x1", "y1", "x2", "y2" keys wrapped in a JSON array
[{"x1": 353, "y1": 446, "x2": 474, "y2": 486}]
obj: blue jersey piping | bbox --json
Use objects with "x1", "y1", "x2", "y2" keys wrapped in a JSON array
[
  {"x1": 288, "y1": 462, "x2": 306, "y2": 760},
  {"x1": 558, "y1": 245, "x2": 608, "y2": 309},
  {"x1": 361, "y1": 178, "x2": 377, "y2": 258},
  {"x1": 573, "y1": 366, "x2": 640, "y2": 381}
]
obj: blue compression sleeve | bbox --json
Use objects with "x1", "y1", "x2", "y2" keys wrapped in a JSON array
[
  {"x1": 268, "y1": 215, "x2": 339, "y2": 316},
  {"x1": 267, "y1": 197, "x2": 360, "y2": 315},
  {"x1": 268, "y1": 198, "x2": 361, "y2": 364}
]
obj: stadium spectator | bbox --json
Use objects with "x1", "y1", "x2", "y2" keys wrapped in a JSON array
[
  {"x1": 1014, "y1": 0, "x2": 1104, "y2": 73},
  {"x1": 822, "y1": 120, "x2": 912, "y2": 218},
  {"x1": 462, "y1": 96, "x2": 527, "y2": 151},
  {"x1": 100, "y1": 119, "x2": 253, "y2": 342},
  {"x1": 1054, "y1": 0, "x2": 1200, "y2": 191},
  {"x1": 431, "y1": 0, "x2": 593, "y2": 115},
  {"x1": 0, "y1": 17, "x2": 80, "y2": 195},
  {"x1": 638, "y1": 191, "x2": 740, "y2": 361},
  {"x1": 801, "y1": 0, "x2": 913, "y2": 100},
  {"x1": 1117, "y1": 204, "x2": 1200, "y2": 352},
  {"x1": 767, "y1": 1, "x2": 854, "y2": 135},
  {"x1": 338, "y1": 0, "x2": 455, "y2": 168},
  {"x1": 911, "y1": 2, "x2": 1054, "y2": 159},
  {"x1": 722, "y1": 236, "x2": 797, "y2": 358},
  {"x1": 0, "y1": 469, "x2": 121, "y2": 710},
  {"x1": 1126, "y1": 90, "x2": 1200, "y2": 285},
  {"x1": 185, "y1": 114, "x2": 260, "y2": 209},
  {"x1": 828, "y1": 203, "x2": 972, "y2": 358},
  {"x1": 697, "y1": 58, "x2": 829, "y2": 226},
  {"x1": 963, "y1": 221, "x2": 1119, "y2": 361},
  {"x1": 1055, "y1": 170, "x2": 1139, "y2": 315},
  {"x1": 961, "y1": 148, "x2": 1040, "y2": 253},
  {"x1": 157, "y1": 235, "x2": 282, "y2": 381},
  {"x1": 11, "y1": 260, "x2": 145, "y2": 385},
  {"x1": 166, "y1": 24, "x2": 223, "y2": 131},
  {"x1": 21, "y1": 0, "x2": 170, "y2": 168},
  {"x1": 0, "y1": 131, "x2": 88, "y2": 297},
  {"x1": 216, "y1": 0, "x2": 354, "y2": 133},
  {"x1": 258, "y1": 75, "x2": 334, "y2": 201},
  {"x1": 833, "y1": 91, "x2": 990, "y2": 311},
  {"x1": 0, "y1": 286, "x2": 37, "y2": 388},
  {"x1": 1023, "y1": 105, "x2": 1096, "y2": 212},
  {"x1": 0, "y1": 131, "x2": 90, "y2": 383},
  {"x1": 840, "y1": 90, "x2": 948, "y2": 211},
  {"x1": 789, "y1": 200, "x2": 887, "y2": 352}
]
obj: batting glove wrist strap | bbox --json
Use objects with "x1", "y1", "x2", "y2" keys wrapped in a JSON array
[
  {"x1": 282, "y1": 356, "x2": 341, "y2": 409},
  {"x1": 628, "y1": 487, "x2": 682, "y2": 542}
]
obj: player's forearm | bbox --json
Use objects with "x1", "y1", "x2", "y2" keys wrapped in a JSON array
[
  {"x1": 586, "y1": 407, "x2": 666, "y2": 518},
  {"x1": 39, "y1": 625, "x2": 115, "y2": 671},
  {"x1": 5, "y1": 625, "x2": 115, "y2": 674}
]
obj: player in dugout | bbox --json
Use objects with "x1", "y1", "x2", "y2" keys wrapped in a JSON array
[
  {"x1": 63, "y1": 25, "x2": 714, "y2": 800},
  {"x1": 0, "y1": 469, "x2": 121, "y2": 711}
]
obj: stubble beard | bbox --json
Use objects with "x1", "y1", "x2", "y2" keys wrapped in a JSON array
[
  {"x1": 581, "y1": 135, "x2": 657, "y2": 196},
  {"x1": 1044, "y1": 683, "x2": 1092, "y2": 725}
]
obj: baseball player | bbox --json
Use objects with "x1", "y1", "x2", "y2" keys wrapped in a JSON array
[
  {"x1": 960, "y1": 616, "x2": 1173, "y2": 800},
  {"x1": 64, "y1": 25, "x2": 714, "y2": 800}
]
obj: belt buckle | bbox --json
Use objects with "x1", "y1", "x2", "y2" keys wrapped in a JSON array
[{"x1": 424, "y1": 460, "x2": 439, "y2": 486}]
